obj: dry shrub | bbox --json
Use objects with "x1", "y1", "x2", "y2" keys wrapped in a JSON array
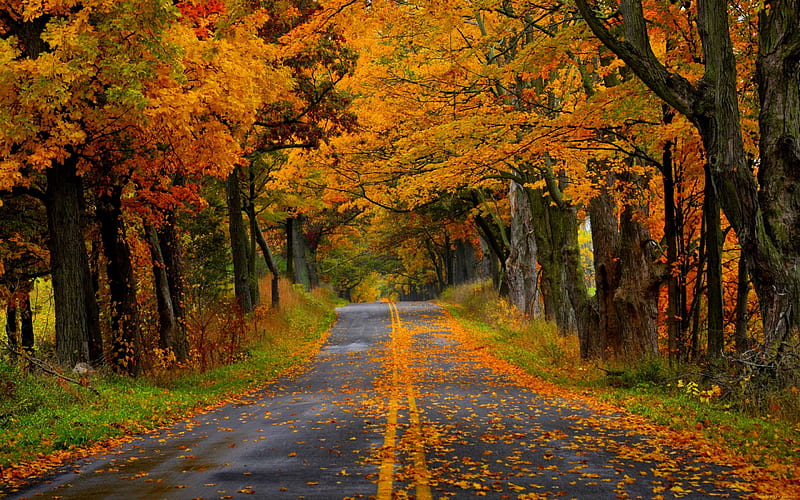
[{"x1": 179, "y1": 277, "x2": 335, "y2": 377}]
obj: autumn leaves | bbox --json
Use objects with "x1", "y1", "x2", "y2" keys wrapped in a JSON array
[
  {"x1": 361, "y1": 303, "x2": 751, "y2": 498},
  {"x1": 377, "y1": 302, "x2": 433, "y2": 499},
  {"x1": 1, "y1": 1, "x2": 355, "y2": 372}
]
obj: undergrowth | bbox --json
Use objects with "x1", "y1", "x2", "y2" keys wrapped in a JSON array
[
  {"x1": 439, "y1": 281, "x2": 800, "y2": 469},
  {"x1": 0, "y1": 280, "x2": 338, "y2": 472}
]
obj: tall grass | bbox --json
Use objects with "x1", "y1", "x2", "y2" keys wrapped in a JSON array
[{"x1": 440, "y1": 281, "x2": 584, "y2": 384}]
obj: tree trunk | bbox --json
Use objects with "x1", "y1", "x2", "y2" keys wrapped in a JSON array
[
  {"x1": 45, "y1": 159, "x2": 102, "y2": 368},
  {"x1": 288, "y1": 216, "x2": 311, "y2": 289},
  {"x1": 506, "y1": 180, "x2": 541, "y2": 318},
  {"x1": 689, "y1": 214, "x2": 707, "y2": 362},
  {"x1": 453, "y1": 239, "x2": 478, "y2": 286},
  {"x1": 247, "y1": 205, "x2": 261, "y2": 307},
  {"x1": 588, "y1": 191, "x2": 619, "y2": 359},
  {"x1": 734, "y1": 254, "x2": 751, "y2": 353},
  {"x1": 147, "y1": 224, "x2": 188, "y2": 362},
  {"x1": 226, "y1": 168, "x2": 254, "y2": 313},
  {"x1": 5, "y1": 304, "x2": 17, "y2": 348},
  {"x1": 662, "y1": 139, "x2": 687, "y2": 362},
  {"x1": 704, "y1": 168, "x2": 725, "y2": 359},
  {"x1": 562, "y1": 201, "x2": 599, "y2": 357},
  {"x1": 754, "y1": 0, "x2": 800, "y2": 353},
  {"x1": 248, "y1": 208, "x2": 281, "y2": 309},
  {"x1": 527, "y1": 187, "x2": 577, "y2": 336},
  {"x1": 286, "y1": 218, "x2": 295, "y2": 283},
  {"x1": 97, "y1": 185, "x2": 141, "y2": 376},
  {"x1": 588, "y1": 178, "x2": 660, "y2": 360},
  {"x1": 615, "y1": 205, "x2": 660, "y2": 358},
  {"x1": 575, "y1": 0, "x2": 800, "y2": 364},
  {"x1": 20, "y1": 293, "x2": 34, "y2": 352},
  {"x1": 156, "y1": 210, "x2": 189, "y2": 362}
]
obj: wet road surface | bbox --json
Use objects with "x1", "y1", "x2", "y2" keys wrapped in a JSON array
[{"x1": 3, "y1": 302, "x2": 748, "y2": 499}]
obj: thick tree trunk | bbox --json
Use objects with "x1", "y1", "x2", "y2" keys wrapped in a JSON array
[
  {"x1": 588, "y1": 191, "x2": 619, "y2": 359},
  {"x1": 615, "y1": 205, "x2": 660, "y2": 358},
  {"x1": 754, "y1": 0, "x2": 800, "y2": 353},
  {"x1": 527, "y1": 187, "x2": 577, "y2": 336},
  {"x1": 477, "y1": 235, "x2": 500, "y2": 285},
  {"x1": 97, "y1": 186, "x2": 141, "y2": 376},
  {"x1": 506, "y1": 181, "x2": 540, "y2": 318},
  {"x1": 453, "y1": 239, "x2": 478, "y2": 286},
  {"x1": 287, "y1": 216, "x2": 312, "y2": 289},
  {"x1": 588, "y1": 181, "x2": 659, "y2": 360},
  {"x1": 593, "y1": 200, "x2": 660, "y2": 359},
  {"x1": 226, "y1": 168, "x2": 254, "y2": 313},
  {"x1": 45, "y1": 159, "x2": 102, "y2": 368}
]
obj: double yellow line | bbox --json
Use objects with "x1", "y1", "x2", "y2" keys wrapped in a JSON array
[{"x1": 377, "y1": 302, "x2": 432, "y2": 500}]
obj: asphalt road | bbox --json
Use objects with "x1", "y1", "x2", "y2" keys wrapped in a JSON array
[{"x1": 4, "y1": 302, "x2": 747, "y2": 499}]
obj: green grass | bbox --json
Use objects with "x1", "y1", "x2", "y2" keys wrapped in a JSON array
[{"x1": 0, "y1": 284, "x2": 338, "y2": 471}]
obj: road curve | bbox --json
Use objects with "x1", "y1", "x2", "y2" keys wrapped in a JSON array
[{"x1": 3, "y1": 302, "x2": 748, "y2": 499}]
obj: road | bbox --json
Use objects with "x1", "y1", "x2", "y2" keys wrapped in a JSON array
[{"x1": 5, "y1": 302, "x2": 748, "y2": 499}]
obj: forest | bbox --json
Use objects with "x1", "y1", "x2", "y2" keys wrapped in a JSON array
[{"x1": 1, "y1": 0, "x2": 799, "y2": 421}]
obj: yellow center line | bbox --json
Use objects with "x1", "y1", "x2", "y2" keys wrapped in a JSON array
[
  {"x1": 377, "y1": 302, "x2": 432, "y2": 500},
  {"x1": 376, "y1": 303, "x2": 400, "y2": 499},
  {"x1": 407, "y1": 385, "x2": 433, "y2": 500}
]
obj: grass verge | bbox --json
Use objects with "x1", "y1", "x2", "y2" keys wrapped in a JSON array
[
  {"x1": 0, "y1": 283, "x2": 340, "y2": 487},
  {"x1": 438, "y1": 282, "x2": 800, "y2": 478}
]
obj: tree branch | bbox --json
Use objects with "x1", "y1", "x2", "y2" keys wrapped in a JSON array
[{"x1": 573, "y1": 0, "x2": 700, "y2": 118}]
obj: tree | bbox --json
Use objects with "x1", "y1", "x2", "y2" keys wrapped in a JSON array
[{"x1": 574, "y1": 0, "x2": 800, "y2": 364}]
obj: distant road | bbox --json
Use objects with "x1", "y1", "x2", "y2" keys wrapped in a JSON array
[{"x1": 5, "y1": 302, "x2": 747, "y2": 499}]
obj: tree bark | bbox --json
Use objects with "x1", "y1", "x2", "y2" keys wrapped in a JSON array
[
  {"x1": 20, "y1": 293, "x2": 34, "y2": 352},
  {"x1": 97, "y1": 185, "x2": 141, "y2": 376},
  {"x1": 588, "y1": 186, "x2": 659, "y2": 359},
  {"x1": 5, "y1": 304, "x2": 17, "y2": 348},
  {"x1": 705, "y1": 168, "x2": 725, "y2": 359},
  {"x1": 226, "y1": 168, "x2": 254, "y2": 313},
  {"x1": 662, "y1": 139, "x2": 685, "y2": 362},
  {"x1": 588, "y1": 190, "x2": 619, "y2": 359},
  {"x1": 734, "y1": 254, "x2": 751, "y2": 353},
  {"x1": 247, "y1": 175, "x2": 261, "y2": 307},
  {"x1": 615, "y1": 205, "x2": 660, "y2": 358},
  {"x1": 754, "y1": 0, "x2": 800, "y2": 352},
  {"x1": 453, "y1": 239, "x2": 478, "y2": 286},
  {"x1": 147, "y1": 224, "x2": 188, "y2": 362},
  {"x1": 286, "y1": 218, "x2": 295, "y2": 283},
  {"x1": 45, "y1": 158, "x2": 102, "y2": 368},
  {"x1": 287, "y1": 216, "x2": 312, "y2": 290},
  {"x1": 527, "y1": 187, "x2": 577, "y2": 336},
  {"x1": 248, "y1": 209, "x2": 281, "y2": 309},
  {"x1": 506, "y1": 180, "x2": 541, "y2": 318},
  {"x1": 575, "y1": 0, "x2": 800, "y2": 362},
  {"x1": 156, "y1": 210, "x2": 189, "y2": 362}
]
